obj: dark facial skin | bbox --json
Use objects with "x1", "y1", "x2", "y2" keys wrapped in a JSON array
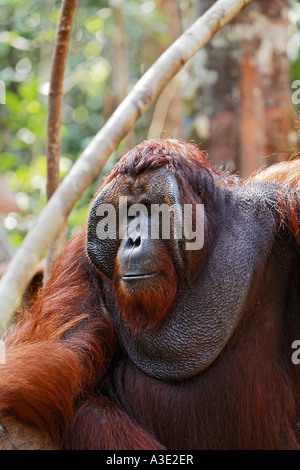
[
  {"x1": 87, "y1": 166, "x2": 282, "y2": 381},
  {"x1": 87, "y1": 168, "x2": 186, "y2": 335},
  {"x1": 88, "y1": 169, "x2": 186, "y2": 277}
]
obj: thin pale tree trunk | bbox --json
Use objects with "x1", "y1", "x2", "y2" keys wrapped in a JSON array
[
  {"x1": 148, "y1": 0, "x2": 183, "y2": 140},
  {"x1": 192, "y1": 0, "x2": 296, "y2": 178},
  {"x1": 111, "y1": 0, "x2": 135, "y2": 151}
]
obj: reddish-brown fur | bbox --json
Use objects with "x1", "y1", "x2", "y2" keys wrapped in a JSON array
[
  {"x1": 0, "y1": 232, "x2": 117, "y2": 445},
  {"x1": 114, "y1": 241, "x2": 177, "y2": 336},
  {"x1": 0, "y1": 139, "x2": 299, "y2": 449}
]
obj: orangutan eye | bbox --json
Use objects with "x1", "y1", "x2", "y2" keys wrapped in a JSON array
[{"x1": 197, "y1": 189, "x2": 204, "y2": 200}]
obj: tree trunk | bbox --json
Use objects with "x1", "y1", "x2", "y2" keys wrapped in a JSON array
[
  {"x1": 111, "y1": 0, "x2": 135, "y2": 151},
  {"x1": 44, "y1": 0, "x2": 77, "y2": 283},
  {"x1": 189, "y1": 0, "x2": 298, "y2": 178},
  {"x1": 148, "y1": 0, "x2": 183, "y2": 140}
]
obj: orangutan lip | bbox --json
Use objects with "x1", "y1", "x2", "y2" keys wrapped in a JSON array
[{"x1": 122, "y1": 272, "x2": 158, "y2": 281}]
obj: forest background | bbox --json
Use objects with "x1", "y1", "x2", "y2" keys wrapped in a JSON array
[{"x1": 0, "y1": 0, "x2": 299, "y2": 256}]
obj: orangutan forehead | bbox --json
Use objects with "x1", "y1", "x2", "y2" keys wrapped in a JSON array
[
  {"x1": 113, "y1": 139, "x2": 192, "y2": 176},
  {"x1": 96, "y1": 168, "x2": 180, "y2": 205}
]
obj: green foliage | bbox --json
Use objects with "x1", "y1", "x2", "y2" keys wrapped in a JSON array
[
  {"x1": 1, "y1": 0, "x2": 299, "y2": 253},
  {"x1": 0, "y1": 0, "x2": 169, "y2": 250}
]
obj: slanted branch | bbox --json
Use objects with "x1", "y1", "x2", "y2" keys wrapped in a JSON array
[{"x1": 0, "y1": 0, "x2": 254, "y2": 333}]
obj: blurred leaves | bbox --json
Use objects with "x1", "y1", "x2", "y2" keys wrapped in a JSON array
[
  {"x1": 0, "y1": 0, "x2": 299, "y2": 252},
  {"x1": 0, "y1": 0, "x2": 171, "y2": 250}
]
